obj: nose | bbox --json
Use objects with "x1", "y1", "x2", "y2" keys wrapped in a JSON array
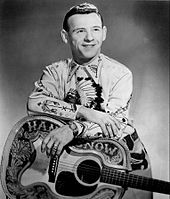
[{"x1": 85, "y1": 30, "x2": 94, "y2": 42}]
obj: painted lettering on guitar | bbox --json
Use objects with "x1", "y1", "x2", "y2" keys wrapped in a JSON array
[
  {"x1": 75, "y1": 140, "x2": 123, "y2": 165},
  {"x1": 21, "y1": 119, "x2": 57, "y2": 140},
  {"x1": 2, "y1": 116, "x2": 170, "y2": 199},
  {"x1": 27, "y1": 120, "x2": 56, "y2": 132}
]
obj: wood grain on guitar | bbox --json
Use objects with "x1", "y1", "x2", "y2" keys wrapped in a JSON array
[{"x1": 1, "y1": 115, "x2": 170, "y2": 199}]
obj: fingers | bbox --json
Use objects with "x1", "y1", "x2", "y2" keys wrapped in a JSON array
[
  {"x1": 101, "y1": 121, "x2": 119, "y2": 138},
  {"x1": 56, "y1": 143, "x2": 64, "y2": 156},
  {"x1": 105, "y1": 123, "x2": 116, "y2": 138},
  {"x1": 109, "y1": 116, "x2": 121, "y2": 130},
  {"x1": 41, "y1": 135, "x2": 56, "y2": 157},
  {"x1": 51, "y1": 142, "x2": 59, "y2": 157},
  {"x1": 42, "y1": 137, "x2": 63, "y2": 158},
  {"x1": 50, "y1": 142, "x2": 64, "y2": 157},
  {"x1": 100, "y1": 116, "x2": 122, "y2": 138},
  {"x1": 100, "y1": 123, "x2": 109, "y2": 137},
  {"x1": 41, "y1": 135, "x2": 51, "y2": 153},
  {"x1": 47, "y1": 138, "x2": 56, "y2": 157},
  {"x1": 41, "y1": 125, "x2": 74, "y2": 157}
]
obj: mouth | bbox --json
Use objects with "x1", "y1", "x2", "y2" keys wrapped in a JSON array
[
  {"x1": 82, "y1": 44, "x2": 96, "y2": 48},
  {"x1": 82, "y1": 44, "x2": 96, "y2": 49}
]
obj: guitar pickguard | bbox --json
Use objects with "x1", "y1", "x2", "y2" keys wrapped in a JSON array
[{"x1": 1, "y1": 115, "x2": 131, "y2": 199}]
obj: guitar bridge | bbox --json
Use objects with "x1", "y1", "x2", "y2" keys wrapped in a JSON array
[{"x1": 48, "y1": 155, "x2": 58, "y2": 183}]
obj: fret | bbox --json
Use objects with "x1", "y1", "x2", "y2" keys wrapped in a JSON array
[{"x1": 101, "y1": 165, "x2": 170, "y2": 195}]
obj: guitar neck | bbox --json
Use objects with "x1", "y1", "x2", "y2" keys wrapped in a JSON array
[{"x1": 101, "y1": 165, "x2": 170, "y2": 195}]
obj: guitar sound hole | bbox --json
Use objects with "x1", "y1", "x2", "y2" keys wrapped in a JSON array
[{"x1": 77, "y1": 160, "x2": 101, "y2": 184}]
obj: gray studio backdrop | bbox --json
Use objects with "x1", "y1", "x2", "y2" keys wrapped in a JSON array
[{"x1": 0, "y1": 0, "x2": 169, "y2": 199}]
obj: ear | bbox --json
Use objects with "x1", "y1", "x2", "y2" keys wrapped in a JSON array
[
  {"x1": 102, "y1": 26, "x2": 107, "y2": 41},
  {"x1": 60, "y1": 29, "x2": 69, "y2": 44}
]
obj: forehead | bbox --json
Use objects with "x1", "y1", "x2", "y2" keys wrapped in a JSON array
[{"x1": 68, "y1": 13, "x2": 102, "y2": 30}]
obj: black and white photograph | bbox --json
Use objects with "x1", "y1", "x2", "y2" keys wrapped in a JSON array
[{"x1": 0, "y1": 1, "x2": 169, "y2": 199}]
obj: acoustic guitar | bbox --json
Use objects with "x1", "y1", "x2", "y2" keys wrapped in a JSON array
[{"x1": 1, "y1": 115, "x2": 170, "y2": 199}]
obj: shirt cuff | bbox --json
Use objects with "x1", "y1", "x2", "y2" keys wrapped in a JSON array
[{"x1": 68, "y1": 120, "x2": 85, "y2": 137}]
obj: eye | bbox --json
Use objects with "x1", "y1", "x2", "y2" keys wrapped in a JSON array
[
  {"x1": 93, "y1": 27, "x2": 101, "y2": 32},
  {"x1": 76, "y1": 29, "x2": 85, "y2": 34}
]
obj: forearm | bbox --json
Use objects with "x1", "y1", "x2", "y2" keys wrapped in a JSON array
[
  {"x1": 74, "y1": 106, "x2": 119, "y2": 138},
  {"x1": 27, "y1": 95, "x2": 82, "y2": 120},
  {"x1": 104, "y1": 70, "x2": 133, "y2": 132},
  {"x1": 67, "y1": 119, "x2": 103, "y2": 138},
  {"x1": 75, "y1": 106, "x2": 135, "y2": 137}
]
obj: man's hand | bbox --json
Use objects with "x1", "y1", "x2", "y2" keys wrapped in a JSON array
[
  {"x1": 77, "y1": 106, "x2": 121, "y2": 138},
  {"x1": 41, "y1": 125, "x2": 74, "y2": 157}
]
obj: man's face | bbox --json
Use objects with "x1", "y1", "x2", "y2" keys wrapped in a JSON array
[{"x1": 65, "y1": 13, "x2": 107, "y2": 64}]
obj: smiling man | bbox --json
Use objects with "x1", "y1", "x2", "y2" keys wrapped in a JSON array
[
  {"x1": 27, "y1": 3, "x2": 152, "y2": 199},
  {"x1": 61, "y1": 11, "x2": 107, "y2": 64}
]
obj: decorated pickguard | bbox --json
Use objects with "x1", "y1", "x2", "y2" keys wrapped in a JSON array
[{"x1": 1, "y1": 115, "x2": 131, "y2": 199}]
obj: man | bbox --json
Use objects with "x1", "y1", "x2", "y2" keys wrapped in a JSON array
[{"x1": 27, "y1": 3, "x2": 152, "y2": 199}]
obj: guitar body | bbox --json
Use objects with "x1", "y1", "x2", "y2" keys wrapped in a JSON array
[{"x1": 1, "y1": 115, "x2": 131, "y2": 199}]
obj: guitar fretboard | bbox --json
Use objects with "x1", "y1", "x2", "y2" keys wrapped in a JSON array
[{"x1": 101, "y1": 165, "x2": 170, "y2": 195}]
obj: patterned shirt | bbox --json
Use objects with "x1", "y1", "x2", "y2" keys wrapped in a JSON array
[
  {"x1": 27, "y1": 53, "x2": 150, "y2": 171},
  {"x1": 28, "y1": 53, "x2": 132, "y2": 137}
]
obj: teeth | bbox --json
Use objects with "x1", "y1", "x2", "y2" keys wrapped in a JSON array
[{"x1": 83, "y1": 45, "x2": 95, "y2": 47}]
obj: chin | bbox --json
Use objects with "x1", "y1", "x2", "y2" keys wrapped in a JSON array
[{"x1": 82, "y1": 51, "x2": 99, "y2": 60}]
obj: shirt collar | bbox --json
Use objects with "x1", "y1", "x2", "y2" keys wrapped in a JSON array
[{"x1": 67, "y1": 54, "x2": 102, "y2": 83}]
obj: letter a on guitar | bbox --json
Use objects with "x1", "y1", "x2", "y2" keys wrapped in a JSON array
[{"x1": 1, "y1": 115, "x2": 170, "y2": 199}]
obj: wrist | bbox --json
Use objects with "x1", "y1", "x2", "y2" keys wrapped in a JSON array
[
  {"x1": 76, "y1": 106, "x2": 90, "y2": 120},
  {"x1": 68, "y1": 121, "x2": 79, "y2": 137},
  {"x1": 76, "y1": 105, "x2": 85, "y2": 119}
]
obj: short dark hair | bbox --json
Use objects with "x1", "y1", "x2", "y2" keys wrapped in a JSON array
[{"x1": 63, "y1": 2, "x2": 104, "y2": 32}]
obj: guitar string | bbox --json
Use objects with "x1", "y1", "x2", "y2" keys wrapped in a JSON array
[
  {"x1": 57, "y1": 160, "x2": 133, "y2": 178},
  {"x1": 57, "y1": 162, "x2": 128, "y2": 184},
  {"x1": 57, "y1": 161, "x2": 101, "y2": 173},
  {"x1": 57, "y1": 160, "x2": 122, "y2": 176},
  {"x1": 96, "y1": 169, "x2": 169, "y2": 191},
  {"x1": 52, "y1": 160, "x2": 151, "y2": 184},
  {"x1": 53, "y1": 160, "x2": 119, "y2": 177},
  {"x1": 55, "y1": 160, "x2": 170, "y2": 189}
]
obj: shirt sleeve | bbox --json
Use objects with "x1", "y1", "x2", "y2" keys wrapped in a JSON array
[
  {"x1": 69, "y1": 69, "x2": 134, "y2": 138},
  {"x1": 27, "y1": 64, "x2": 82, "y2": 120},
  {"x1": 105, "y1": 70, "x2": 134, "y2": 132},
  {"x1": 27, "y1": 62, "x2": 134, "y2": 137}
]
